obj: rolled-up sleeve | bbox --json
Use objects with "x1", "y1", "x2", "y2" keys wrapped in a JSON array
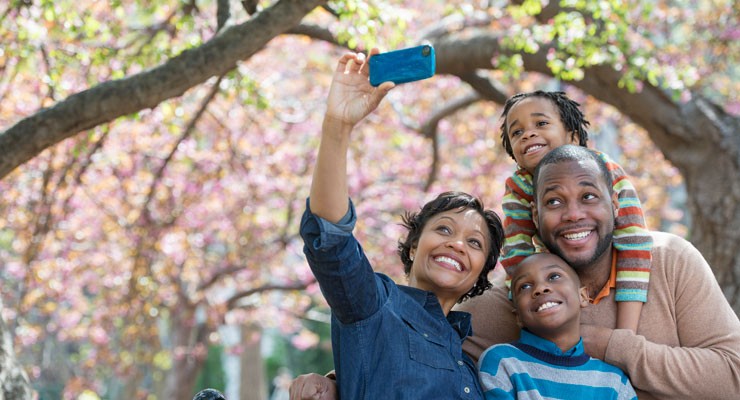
[{"x1": 300, "y1": 198, "x2": 382, "y2": 323}]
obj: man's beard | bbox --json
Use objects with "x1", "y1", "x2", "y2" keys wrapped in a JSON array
[{"x1": 545, "y1": 230, "x2": 614, "y2": 272}]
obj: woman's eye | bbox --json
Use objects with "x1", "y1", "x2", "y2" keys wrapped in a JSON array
[
  {"x1": 436, "y1": 225, "x2": 451, "y2": 234},
  {"x1": 468, "y1": 239, "x2": 482, "y2": 249}
]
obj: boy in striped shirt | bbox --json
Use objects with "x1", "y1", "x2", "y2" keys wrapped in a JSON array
[
  {"x1": 478, "y1": 253, "x2": 637, "y2": 399},
  {"x1": 498, "y1": 91, "x2": 652, "y2": 333}
]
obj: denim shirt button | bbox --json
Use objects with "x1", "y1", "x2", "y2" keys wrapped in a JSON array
[
  {"x1": 423, "y1": 333, "x2": 429, "y2": 337},
  {"x1": 457, "y1": 360, "x2": 464, "y2": 366},
  {"x1": 464, "y1": 387, "x2": 470, "y2": 394}
]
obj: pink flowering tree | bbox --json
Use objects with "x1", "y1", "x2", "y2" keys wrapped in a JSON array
[{"x1": 0, "y1": 1, "x2": 737, "y2": 398}]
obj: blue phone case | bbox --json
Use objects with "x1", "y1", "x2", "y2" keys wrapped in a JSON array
[{"x1": 369, "y1": 45, "x2": 436, "y2": 87}]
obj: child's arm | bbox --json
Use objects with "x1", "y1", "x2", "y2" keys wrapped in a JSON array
[
  {"x1": 500, "y1": 170, "x2": 537, "y2": 272},
  {"x1": 599, "y1": 152, "x2": 653, "y2": 303}
]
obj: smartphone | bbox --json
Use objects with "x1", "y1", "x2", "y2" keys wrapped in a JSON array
[{"x1": 369, "y1": 45, "x2": 436, "y2": 87}]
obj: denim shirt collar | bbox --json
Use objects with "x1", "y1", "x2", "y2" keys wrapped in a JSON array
[{"x1": 398, "y1": 285, "x2": 473, "y2": 340}]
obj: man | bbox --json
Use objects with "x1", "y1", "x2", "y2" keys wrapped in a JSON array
[
  {"x1": 290, "y1": 145, "x2": 740, "y2": 400},
  {"x1": 458, "y1": 145, "x2": 740, "y2": 399}
]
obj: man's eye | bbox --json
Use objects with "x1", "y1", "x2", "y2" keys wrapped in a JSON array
[
  {"x1": 537, "y1": 121, "x2": 549, "y2": 127},
  {"x1": 583, "y1": 193, "x2": 598, "y2": 200},
  {"x1": 546, "y1": 198, "x2": 562, "y2": 206}
]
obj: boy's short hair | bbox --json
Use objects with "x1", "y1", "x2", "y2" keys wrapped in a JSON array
[{"x1": 499, "y1": 90, "x2": 590, "y2": 161}]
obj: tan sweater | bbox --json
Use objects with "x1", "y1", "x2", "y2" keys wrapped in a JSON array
[{"x1": 456, "y1": 231, "x2": 740, "y2": 399}]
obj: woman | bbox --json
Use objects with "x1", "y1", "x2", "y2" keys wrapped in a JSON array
[{"x1": 297, "y1": 49, "x2": 504, "y2": 399}]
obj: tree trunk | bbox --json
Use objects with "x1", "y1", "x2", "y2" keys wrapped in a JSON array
[
  {"x1": 239, "y1": 323, "x2": 267, "y2": 400},
  {"x1": 163, "y1": 305, "x2": 209, "y2": 400},
  {"x1": 0, "y1": 301, "x2": 31, "y2": 400}
]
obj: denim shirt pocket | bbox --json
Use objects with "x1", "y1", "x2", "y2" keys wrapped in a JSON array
[{"x1": 402, "y1": 316, "x2": 455, "y2": 371}]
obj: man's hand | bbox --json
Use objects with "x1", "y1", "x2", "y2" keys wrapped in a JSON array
[
  {"x1": 580, "y1": 324, "x2": 613, "y2": 360},
  {"x1": 289, "y1": 373, "x2": 337, "y2": 400}
]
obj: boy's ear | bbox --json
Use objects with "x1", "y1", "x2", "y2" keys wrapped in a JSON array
[
  {"x1": 512, "y1": 307, "x2": 524, "y2": 328},
  {"x1": 578, "y1": 286, "x2": 590, "y2": 308},
  {"x1": 531, "y1": 202, "x2": 539, "y2": 229}
]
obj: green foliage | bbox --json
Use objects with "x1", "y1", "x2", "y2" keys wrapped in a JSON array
[
  {"x1": 193, "y1": 345, "x2": 227, "y2": 396},
  {"x1": 264, "y1": 318, "x2": 334, "y2": 385}
]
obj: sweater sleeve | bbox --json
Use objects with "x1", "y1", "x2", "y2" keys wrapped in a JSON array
[
  {"x1": 500, "y1": 170, "x2": 537, "y2": 272},
  {"x1": 599, "y1": 152, "x2": 653, "y2": 302},
  {"x1": 604, "y1": 234, "x2": 740, "y2": 399}
]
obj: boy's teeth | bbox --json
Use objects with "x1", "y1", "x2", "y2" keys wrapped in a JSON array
[
  {"x1": 564, "y1": 231, "x2": 590, "y2": 240},
  {"x1": 537, "y1": 301, "x2": 559, "y2": 312},
  {"x1": 435, "y1": 256, "x2": 461, "y2": 271}
]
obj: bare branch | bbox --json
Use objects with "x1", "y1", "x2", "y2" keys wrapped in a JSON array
[{"x1": 226, "y1": 280, "x2": 314, "y2": 309}]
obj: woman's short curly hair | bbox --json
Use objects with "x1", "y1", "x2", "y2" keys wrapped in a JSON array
[{"x1": 397, "y1": 191, "x2": 504, "y2": 303}]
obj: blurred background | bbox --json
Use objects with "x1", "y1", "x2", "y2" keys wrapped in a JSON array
[{"x1": 0, "y1": 0, "x2": 737, "y2": 399}]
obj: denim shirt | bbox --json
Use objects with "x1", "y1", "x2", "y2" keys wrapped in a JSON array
[{"x1": 300, "y1": 198, "x2": 483, "y2": 400}]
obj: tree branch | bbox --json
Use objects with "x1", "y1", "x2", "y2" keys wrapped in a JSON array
[
  {"x1": 225, "y1": 280, "x2": 314, "y2": 309},
  {"x1": 0, "y1": 0, "x2": 328, "y2": 179}
]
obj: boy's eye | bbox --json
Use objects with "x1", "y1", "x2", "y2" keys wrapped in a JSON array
[
  {"x1": 518, "y1": 283, "x2": 532, "y2": 292},
  {"x1": 548, "y1": 272, "x2": 562, "y2": 281}
]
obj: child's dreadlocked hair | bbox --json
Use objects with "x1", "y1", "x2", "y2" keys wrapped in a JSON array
[{"x1": 499, "y1": 90, "x2": 590, "y2": 161}]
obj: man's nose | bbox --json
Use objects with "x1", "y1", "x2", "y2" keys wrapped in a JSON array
[{"x1": 562, "y1": 201, "x2": 586, "y2": 221}]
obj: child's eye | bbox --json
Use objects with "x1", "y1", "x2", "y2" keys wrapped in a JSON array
[
  {"x1": 518, "y1": 283, "x2": 532, "y2": 292},
  {"x1": 510, "y1": 129, "x2": 523, "y2": 137},
  {"x1": 548, "y1": 272, "x2": 562, "y2": 281}
]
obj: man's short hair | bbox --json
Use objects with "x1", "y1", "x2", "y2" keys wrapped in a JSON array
[{"x1": 532, "y1": 145, "x2": 613, "y2": 197}]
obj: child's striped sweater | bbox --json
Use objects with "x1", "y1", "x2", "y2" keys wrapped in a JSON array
[
  {"x1": 500, "y1": 150, "x2": 653, "y2": 302},
  {"x1": 478, "y1": 329, "x2": 637, "y2": 400}
]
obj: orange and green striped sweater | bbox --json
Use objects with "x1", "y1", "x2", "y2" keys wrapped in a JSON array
[{"x1": 500, "y1": 151, "x2": 653, "y2": 302}]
